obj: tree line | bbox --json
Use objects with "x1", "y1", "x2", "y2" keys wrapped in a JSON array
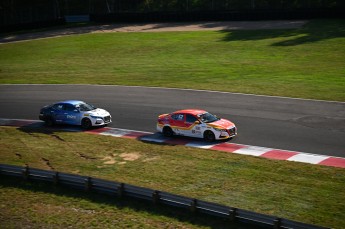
[
  {"x1": 77, "y1": 0, "x2": 345, "y2": 14},
  {"x1": 1, "y1": 0, "x2": 344, "y2": 29}
]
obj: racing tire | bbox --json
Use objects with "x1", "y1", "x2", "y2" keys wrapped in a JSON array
[
  {"x1": 163, "y1": 126, "x2": 173, "y2": 137},
  {"x1": 44, "y1": 117, "x2": 55, "y2": 127},
  {"x1": 204, "y1": 130, "x2": 215, "y2": 142},
  {"x1": 81, "y1": 118, "x2": 92, "y2": 130}
]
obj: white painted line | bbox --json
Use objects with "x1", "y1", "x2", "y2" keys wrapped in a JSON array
[
  {"x1": 3, "y1": 84, "x2": 343, "y2": 103},
  {"x1": 1, "y1": 118, "x2": 344, "y2": 168},
  {"x1": 233, "y1": 146, "x2": 272, "y2": 157},
  {"x1": 287, "y1": 153, "x2": 330, "y2": 164},
  {"x1": 106, "y1": 127, "x2": 152, "y2": 134},
  {"x1": 186, "y1": 142, "x2": 216, "y2": 149},
  {"x1": 99, "y1": 129, "x2": 129, "y2": 137},
  {"x1": 141, "y1": 136, "x2": 166, "y2": 143}
]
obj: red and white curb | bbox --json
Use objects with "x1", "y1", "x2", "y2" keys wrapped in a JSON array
[{"x1": 1, "y1": 118, "x2": 344, "y2": 169}]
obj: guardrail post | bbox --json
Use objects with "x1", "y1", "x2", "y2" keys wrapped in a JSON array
[
  {"x1": 273, "y1": 218, "x2": 281, "y2": 229},
  {"x1": 190, "y1": 199, "x2": 197, "y2": 214},
  {"x1": 52, "y1": 172, "x2": 59, "y2": 185},
  {"x1": 85, "y1": 177, "x2": 92, "y2": 192},
  {"x1": 152, "y1": 190, "x2": 160, "y2": 205},
  {"x1": 229, "y1": 207, "x2": 237, "y2": 221},
  {"x1": 22, "y1": 165, "x2": 29, "y2": 180},
  {"x1": 117, "y1": 183, "x2": 124, "y2": 198}
]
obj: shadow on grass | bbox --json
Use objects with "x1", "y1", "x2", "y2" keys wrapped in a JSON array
[
  {"x1": 219, "y1": 19, "x2": 345, "y2": 46},
  {"x1": 17, "y1": 122, "x2": 96, "y2": 135},
  {"x1": 0, "y1": 177, "x2": 264, "y2": 229}
]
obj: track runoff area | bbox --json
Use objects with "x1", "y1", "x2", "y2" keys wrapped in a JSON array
[{"x1": 1, "y1": 118, "x2": 344, "y2": 169}]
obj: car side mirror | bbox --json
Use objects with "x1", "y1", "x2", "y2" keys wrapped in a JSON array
[
  {"x1": 195, "y1": 120, "x2": 201, "y2": 124},
  {"x1": 74, "y1": 109, "x2": 79, "y2": 113}
]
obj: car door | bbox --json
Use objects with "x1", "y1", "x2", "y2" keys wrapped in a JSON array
[
  {"x1": 170, "y1": 113, "x2": 185, "y2": 135},
  {"x1": 51, "y1": 103, "x2": 65, "y2": 123},
  {"x1": 183, "y1": 114, "x2": 202, "y2": 137},
  {"x1": 62, "y1": 104, "x2": 80, "y2": 125}
]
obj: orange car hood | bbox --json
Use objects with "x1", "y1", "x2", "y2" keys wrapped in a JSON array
[{"x1": 209, "y1": 119, "x2": 235, "y2": 129}]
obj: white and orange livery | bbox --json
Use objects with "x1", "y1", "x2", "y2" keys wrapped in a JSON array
[{"x1": 157, "y1": 109, "x2": 237, "y2": 141}]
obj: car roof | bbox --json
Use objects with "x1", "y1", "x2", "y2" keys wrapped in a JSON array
[
  {"x1": 173, "y1": 109, "x2": 207, "y2": 116},
  {"x1": 58, "y1": 100, "x2": 85, "y2": 105}
]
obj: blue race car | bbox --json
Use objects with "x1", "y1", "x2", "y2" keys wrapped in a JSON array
[{"x1": 39, "y1": 100, "x2": 112, "y2": 129}]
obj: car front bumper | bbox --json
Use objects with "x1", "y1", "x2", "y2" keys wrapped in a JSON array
[{"x1": 91, "y1": 115, "x2": 112, "y2": 126}]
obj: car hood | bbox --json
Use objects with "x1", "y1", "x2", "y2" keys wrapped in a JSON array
[
  {"x1": 85, "y1": 108, "x2": 110, "y2": 117},
  {"x1": 208, "y1": 118, "x2": 235, "y2": 129}
]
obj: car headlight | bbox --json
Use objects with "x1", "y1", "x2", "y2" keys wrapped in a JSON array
[
  {"x1": 90, "y1": 115, "x2": 102, "y2": 119},
  {"x1": 213, "y1": 127, "x2": 225, "y2": 132}
]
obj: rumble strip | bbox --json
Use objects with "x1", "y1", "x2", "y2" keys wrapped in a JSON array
[{"x1": 1, "y1": 118, "x2": 344, "y2": 169}]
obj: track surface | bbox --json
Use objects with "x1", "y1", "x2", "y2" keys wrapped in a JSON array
[
  {"x1": 0, "y1": 84, "x2": 344, "y2": 157},
  {"x1": 0, "y1": 20, "x2": 306, "y2": 43}
]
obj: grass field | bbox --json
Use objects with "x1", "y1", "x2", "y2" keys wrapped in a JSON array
[
  {"x1": 1, "y1": 19, "x2": 344, "y2": 228},
  {"x1": 1, "y1": 126, "x2": 344, "y2": 228},
  {"x1": 1, "y1": 178, "x2": 243, "y2": 229},
  {"x1": 0, "y1": 19, "x2": 344, "y2": 101}
]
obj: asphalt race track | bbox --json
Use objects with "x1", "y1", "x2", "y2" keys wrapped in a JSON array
[{"x1": 0, "y1": 84, "x2": 344, "y2": 157}]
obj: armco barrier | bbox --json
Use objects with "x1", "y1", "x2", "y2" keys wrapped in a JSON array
[{"x1": 0, "y1": 164, "x2": 328, "y2": 229}]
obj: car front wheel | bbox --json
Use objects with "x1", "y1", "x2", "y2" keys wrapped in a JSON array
[
  {"x1": 163, "y1": 126, "x2": 173, "y2": 137},
  {"x1": 81, "y1": 118, "x2": 92, "y2": 129},
  {"x1": 204, "y1": 130, "x2": 215, "y2": 142}
]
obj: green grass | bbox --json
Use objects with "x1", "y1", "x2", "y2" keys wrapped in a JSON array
[
  {"x1": 1, "y1": 178, "x2": 242, "y2": 229},
  {"x1": 0, "y1": 19, "x2": 344, "y2": 101},
  {"x1": 1, "y1": 126, "x2": 344, "y2": 228}
]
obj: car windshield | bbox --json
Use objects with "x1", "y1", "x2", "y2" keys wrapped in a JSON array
[
  {"x1": 198, "y1": 112, "x2": 219, "y2": 123},
  {"x1": 77, "y1": 102, "x2": 96, "y2": 112}
]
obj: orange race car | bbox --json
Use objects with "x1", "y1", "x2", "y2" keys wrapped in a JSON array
[{"x1": 157, "y1": 109, "x2": 237, "y2": 142}]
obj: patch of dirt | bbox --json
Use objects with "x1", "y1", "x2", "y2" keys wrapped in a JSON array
[
  {"x1": 51, "y1": 134, "x2": 65, "y2": 141},
  {"x1": 79, "y1": 153, "x2": 97, "y2": 160},
  {"x1": 102, "y1": 155, "x2": 117, "y2": 165},
  {"x1": 0, "y1": 20, "x2": 307, "y2": 44},
  {"x1": 100, "y1": 152, "x2": 141, "y2": 165},
  {"x1": 42, "y1": 157, "x2": 54, "y2": 170},
  {"x1": 143, "y1": 156, "x2": 160, "y2": 162},
  {"x1": 119, "y1": 152, "x2": 141, "y2": 161}
]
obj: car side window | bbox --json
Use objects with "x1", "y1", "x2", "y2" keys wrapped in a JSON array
[
  {"x1": 53, "y1": 104, "x2": 63, "y2": 111},
  {"x1": 64, "y1": 104, "x2": 76, "y2": 112},
  {"x1": 171, "y1": 114, "x2": 184, "y2": 121},
  {"x1": 186, "y1": 114, "x2": 197, "y2": 123}
]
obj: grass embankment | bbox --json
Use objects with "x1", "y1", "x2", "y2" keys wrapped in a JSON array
[
  {"x1": 0, "y1": 20, "x2": 344, "y2": 101},
  {"x1": 1, "y1": 126, "x2": 344, "y2": 228}
]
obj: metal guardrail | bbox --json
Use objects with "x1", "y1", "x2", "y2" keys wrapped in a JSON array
[{"x1": 0, "y1": 164, "x2": 328, "y2": 229}]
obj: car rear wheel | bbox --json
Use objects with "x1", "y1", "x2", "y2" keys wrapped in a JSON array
[
  {"x1": 81, "y1": 118, "x2": 92, "y2": 129},
  {"x1": 44, "y1": 117, "x2": 54, "y2": 127},
  {"x1": 204, "y1": 130, "x2": 215, "y2": 142},
  {"x1": 163, "y1": 126, "x2": 173, "y2": 137}
]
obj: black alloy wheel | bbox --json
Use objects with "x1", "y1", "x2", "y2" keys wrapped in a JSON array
[
  {"x1": 163, "y1": 126, "x2": 173, "y2": 137},
  {"x1": 204, "y1": 130, "x2": 215, "y2": 142},
  {"x1": 81, "y1": 118, "x2": 92, "y2": 130},
  {"x1": 45, "y1": 117, "x2": 54, "y2": 127}
]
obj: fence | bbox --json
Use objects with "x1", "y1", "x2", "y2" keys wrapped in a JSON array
[{"x1": 0, "y1": 164, "x2": 328, "y2": 229}]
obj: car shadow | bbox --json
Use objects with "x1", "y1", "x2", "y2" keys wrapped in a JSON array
[
  {"x1": 2, "y1": 119, "x2": 233, "y2": 146},
  {"x1": 15, "y1": 121, "x2": 107, "y2": 136},
  {"x1": 139, "y1": 132, "x2": 233, "y2": 147}
]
